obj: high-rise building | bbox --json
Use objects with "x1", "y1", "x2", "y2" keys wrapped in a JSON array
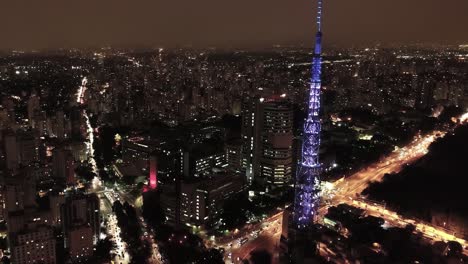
[
  {"x1": 69, "y1": 141, "x2": 88, "y2": 163},
  {"x1": 54, "y1": 110, "x2": 66, "y2": 139},
  {"x1": 2, "y1": 129, "x2": 18, "y2": 171},
  {"x1": 68, "y1": 225, "x2": 94, "y2": 261},
  {"x1": 2, "y1": 129, "x2": 38, "y2": 170},
  {"x1": 10, "y1": 226, "x2": 56, "y2": 264},
  {"x1": 61, "y1": 192, "x2": 100, "y2": 249},
  {"x1": 160, "y1": 173, "x2": 245, "y2": 228},
  {"x1": 17, "y1": 130, "x2": 38, "y2": 166},
  {"x1": 181, "y1": 143, "x2": 225, "y2": 179},
  {"x1": 33, "y1": 110, "x2": 48, "y2": 137},
  {"x1": 225, "y1": 140, "x2": 242, "y2": 173},
  {"x1": 121, "y1": 138, "x2": 160, "y2": 164},
  {"x1": 2, "y1": 170, "x2": 56, "y2": 264},
  {"x1": 52, "y1": 146, "x2": 75, "y2": 183},
  {"x1": 49, "y1": 193, "x2": 66, "y2": 226},
  {"x1": 27, "y1": 92, "x2": 40, "y2": 128},
  {"x1": 241, "y1": 97, "x2": 294, "y2": 188},
  {"x1": 259, "y1": 100, "x2": 293, "y2": 188},
  {"x1": 1, "y1": 170, "x2": 37, "y2": 213},
  {"x1": 160, "y1": 189, "x2": 179, "y2": 227},
  {"x1": 148, "y1": 154, "x2": 158, "y2": 190},
  {"x1": 241, "y1": 98, "x2": 261, "y2": 184}
]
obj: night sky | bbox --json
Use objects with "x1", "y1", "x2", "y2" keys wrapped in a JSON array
[{"x1": 1, "y1": 0, "x2": 467, "y2": 50}]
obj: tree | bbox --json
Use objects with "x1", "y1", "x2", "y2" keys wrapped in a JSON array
[
  {"x1": 1, "y1": 256, "x2": 10, "y2": 264},
  {"x1": 122, "y1": 175, "x2": 136, "y2": 186},
  {"x1": 446, "y1": 241, "x2": 463, "y2": 257},
  {"x1": 75, "y1": 164, "x2": 96, "y2": 182},
  {"x1": 250, "y1": 250, "x2": 272, "y2": 264},
  {"x1": 94, "y1": 237, "x2": 116, "y2": 262},
  {"x1": 196, "y1": 248, "x2": 224, "y2": 264},
  {"x1": 142, "y1": 191, "x2": 165, "y2": 227},
  {"x1": 112, "y1": 201, "x2": 124, "y2": 213},
  {"x1": 220, "y1": 192, "x2": 251, "y2": 230},
  {"x1": 0, "y1": 237, "x2": 7, "y2": 251}
]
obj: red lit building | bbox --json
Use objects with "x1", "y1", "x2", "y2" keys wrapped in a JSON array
[{"x1": 149, "y1": 155, "x2": 158, "y2": 190}]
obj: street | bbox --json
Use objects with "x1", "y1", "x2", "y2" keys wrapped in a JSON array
[
  {"x1": 227, "y1": 118, "x2": 468, "y2": 262},
  {"x1": 79, "y1": 77, "x2": 163, "y2": 264}
]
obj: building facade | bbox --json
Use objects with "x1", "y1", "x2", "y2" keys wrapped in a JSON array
[
  {"x1": 259, "y1": 100, "x2": 294, "y2": 188},
  {"x1": 241, "y1": 97, "x2": 294, "y2": 188},
  {"x1": 10, "y1": 226, "x2": 56, "y2": 264}
]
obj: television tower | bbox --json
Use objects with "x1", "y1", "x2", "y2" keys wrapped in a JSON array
[{"x1": 293, "y1": 0, "x2": 323, "y2": 229}]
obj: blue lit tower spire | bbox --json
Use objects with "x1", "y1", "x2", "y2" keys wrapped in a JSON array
[{"x1": 293, "y1": 0, "x2": 323, "y2": 229}]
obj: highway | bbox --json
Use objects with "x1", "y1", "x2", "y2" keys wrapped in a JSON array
[
  {"x1": 226, "y1": 115, "x2": 468, "y2": 263},
  {"x1": 348, "y1": 199, "x2": 468, "y2": 253},
  {"x1": 77, "y1": 77, "x2": 128, "y2": 263},
  {"x1": 330, "y1": 118, "x2": 468, "y2": 253},
  {"x1": 116, "y1": 189, "x2": 164, "y2": 264},
  {"x1": 76, "y1": 77, "x2": 87, "y2": 104},
  {"x1": 79, "y1": 76, "x2": 101, "y2": 191},
  {"x1": 93, "y1": 165, "x2": 164, "y2": 263},
  {"x1": 461, "y1": 112, "x2": 468, "y2": 123},
  {"x1": 213, "y1": 213, "x2": 283, "y2": 264},
  {"x1": 107, "y1": 213, "x2": 131, "y2": 264},
  {"x1": 78, "y1": 77, "x2": 163, "y2": 264},
  {"x1": 331, "y1": 131, "x2": 442, "y2": 196}
]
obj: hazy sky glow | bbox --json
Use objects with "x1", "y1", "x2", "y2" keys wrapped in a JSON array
[{"x1": 1, "y1": 0, "x2": 467, "y2": 50}]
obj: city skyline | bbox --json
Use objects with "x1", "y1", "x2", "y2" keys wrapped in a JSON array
[
  {"x1": 0, "y1": 1, "x2": 467, "y2": 263},
  {"x1": 0, "y1": 0, "x2": 468, "y2": 50}
]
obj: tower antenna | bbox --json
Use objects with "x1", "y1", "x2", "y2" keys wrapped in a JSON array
[
  {"x1": 292, "y1": 0, "x2": 324, "y2": 229},
  {"x1": 317, "y1": 0, "x2": 323, "y2": 32}
]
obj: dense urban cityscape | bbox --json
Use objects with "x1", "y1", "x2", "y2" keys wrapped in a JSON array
[{"x1": 1, "y1": 1, "x2": 468, "y2": 264}]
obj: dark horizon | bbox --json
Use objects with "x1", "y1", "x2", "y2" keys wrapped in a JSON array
[{"x1": 1, "y1": 0, "x2": 467, "y2": 51}]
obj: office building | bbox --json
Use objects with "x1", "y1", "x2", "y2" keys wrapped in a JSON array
[
  {"x1": 225, "y1": 140, "x2": 242, "y2": 173},
  {"x1": 2, "y1": 170, "x2": 56, "y2": 264},
  {"x1": 241, "y1": 98, "x2": 261, "y2": 184},
  {"x1": 182, "y1": 142, "x2": 225, "y2": 179},
  {"x1": 68, "y1": 225, "x2": 94, "y2": 260},
  {"x1": 259, "y1": 100, "x2": 294, "y2": 188},
  {"x1": 241, "y1": 97, "x2": 294, "y2": 188},
  {"x1": 17, "y1": 130, "x2": 38, "y2": 166},
  {"x1": 61, "y1": 192, "x2": 100, "y2": 249},
  {"x1": 10, "y1": 226, "x2": 56, "y2": 264},
  {"x1": 52, "y1": 146, "x2": 75, "y2": 183},
  {"x1": 49, "y1": 193, "x2": 65, "y2": 226},
  {"x1": 160, "y1": 173, "x2": 245, "y2": 228},
  {"x1": 27, "y1": 93, "x2": 40, "y2": 128},
  {"x1": 1, "y1": 170, "x2": 37, "y2": 213},
  {"x1": 3, "y1": 129, "x2": 18, "y2": 171}
]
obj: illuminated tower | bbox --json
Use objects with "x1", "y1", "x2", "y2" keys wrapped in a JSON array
[
  {"x1": 293, "y1": 0, "x2": 323, "y2": 229},
  {"x1": 149, "y1": 155, "x2": 158, "y2": 190}
]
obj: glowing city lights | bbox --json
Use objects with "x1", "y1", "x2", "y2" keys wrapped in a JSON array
[{"x1": 76, "y1": 77, "x2": 88, "y2": 104}]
